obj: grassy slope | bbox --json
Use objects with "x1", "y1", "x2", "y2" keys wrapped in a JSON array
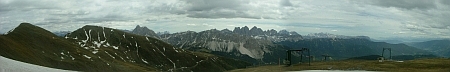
[
  {"x1": 0, "y1": 23, "x2": 139, "y2": 72},
  {"x1": 228, "y1": 58, "x2": 450, "y2": 72}
]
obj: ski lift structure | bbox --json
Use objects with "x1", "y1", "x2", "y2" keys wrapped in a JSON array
[
  {"x1": 321, "y1": 54, "x2": 332, "y2": 61},
  {"x1": 381, "y1": 48, "x2": 392, "y2": 60},
  {"x1": 285, "y1": 48, "x2": 311, "y2": 66}
]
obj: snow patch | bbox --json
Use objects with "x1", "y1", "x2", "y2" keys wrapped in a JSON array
[
  {"x1": 123, "y1": 33, "x2": 126, "y2": 38},
  {"x1": 102, "y1": 27, "x2": 107, "y2": 39},
  {"x1": 83, "y1": 55, "x2": 91, "y2": 59},
  {"x1": 0, "y1": 56, "x2": 77, "y2": 72},
  {"x1": 97, "y1": 32, "x2": 101, "y2": 42},
  {"x1": 142, "y1": 59, "x2": 148, "y2": 64},
  {"x1": 135, "y1": 41, "x2": 139, "y2": 47},
  {"x1": 119, "y1": 56, "x2": 125, "y2": 61},
  {"x1": 112, "y1": 46, "x2": 119, "y2": 49},
  {"x1": 81, "y1": 29, "x2": 91, "y2": 46},
  {"x1": 105, "y1": 51, "x2": 115, "y2": 59},
  {"x1": 92, "y1": 51, "x2": 98, "y2": 54},
  {"x1": 70, "y1": 55, "x2": 75, "y2": 60},
  {"x1": 93, "y1": 41, "x2": 102, "y2": 48},
  {"x1": 105, "y1": 42, "x2": 110, "y2": 46},
  {"x1": 155, "y1": 47, "x2": 176, "y2": 71}
]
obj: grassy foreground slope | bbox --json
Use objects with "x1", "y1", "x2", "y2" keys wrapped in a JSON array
[{"x1": 229, "y1": 58, "x2": 450, "y2": 72}]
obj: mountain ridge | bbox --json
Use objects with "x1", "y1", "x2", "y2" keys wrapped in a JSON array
[
  {"x1": 129, "y1": 25, "x2": 434, "y2": 64},
  {"x1": 0, "y1": 23, "x2": 251, "y2": 72},
  {"x1": 405, "y1": 39, "x2": 450, "y2": 57}
]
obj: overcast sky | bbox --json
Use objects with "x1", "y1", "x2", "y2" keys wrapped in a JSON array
[{"x1": 1, "y1": 0, "x2": 450, "y2": 42}]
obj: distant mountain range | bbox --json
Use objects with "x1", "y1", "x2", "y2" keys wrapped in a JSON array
[
  {"x1": 304, "y1": 32, "x2": 370, "y2": 40},
  {"x1": 129, "y1": 25, "x2": 434, "y2": 64},
  {"x1": 278, "y1": 38, "x2": 431, "y2": 60},
  {"x1": 405, "y1": 40, "x2": 450, "y2": 57},
  {"x1": 0, "y1": 23, "x2": 250, "y2": 72}
]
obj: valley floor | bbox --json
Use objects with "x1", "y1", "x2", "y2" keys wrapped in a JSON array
[{"x1": 228, "y1": 58, "x2": 450, "y2": 72}]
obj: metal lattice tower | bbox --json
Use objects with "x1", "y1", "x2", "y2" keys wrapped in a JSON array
[
  {"x1": 382, "y1": 48, "x2": 392, "y2": 60},
  {"x1": 286, "y1": 48, "x2": 311, "y2": 66}
]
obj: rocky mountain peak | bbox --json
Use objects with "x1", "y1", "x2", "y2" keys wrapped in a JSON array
[
  {"x1": 233, "y1": 26, "x2": 267, "y2": 36},
  {"x1": 131, "y1": 25, "x2": 159, "y2": 38},
  {"x1": 264, "y1": 29, "x2": 278, "y2": 35},
  {"x1": 221, "y1": 28, "x2": 232, "y2": 33},
  {"x1": 242, "y1": 26, "x2": 249, "y2": 31},
  {"x1": 249, "y1": 26, "x2": 264, "y2": 36},
  {"x1": 278, "y1": 30, "x2": 289, "y2": 35}
]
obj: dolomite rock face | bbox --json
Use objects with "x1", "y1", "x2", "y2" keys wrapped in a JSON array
[{"x1": 156, "y1": 26, "x2": 298, "y2": 64}]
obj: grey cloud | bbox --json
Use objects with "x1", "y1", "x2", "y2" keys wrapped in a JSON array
[
  {"x1": 0, "y1": 0, "x2": 63, "y2": 12},
  {"x1": 0, "y1": 7, "x2": 13, "y2": 13},
  {"x1": 280, "y1": 0, "x2": 292, "y2": 6},
  {"x1": 414, "y1": 11, "x2": 450, "y2": 30},
  {"x1": 359, "y1": 0, "x2": 450, "y2": 37},
  {"x1": 50, "y1": 10, "x2": 90, "y2": 17},
  {"x1": 145, "y1": 4, "x2": 183, "y2": 14},
  {"x1": 439, "y1": 0, "x2": 450, "y2": 5},
  {"x1": 365, "y1": 0, "x2": 437, "y2": 10},
  {"x1": 178, "y1": 0, "x2": 286, "y2": 19},
  {"x1": 406, "y1": 27, "x2": 426, "y2": 33},
  {"x1": 178, "y1": 0, "x2": 270, "y2": 19},
  {"x1": 186, "y1": 10, "x2": 259, "y2": 19},
  {"x1": 182, "y1": 0, "x2": 247, "y2": 11},
  {"x1": 74, "y1": 14, "x2": 131, "y2": 23}
]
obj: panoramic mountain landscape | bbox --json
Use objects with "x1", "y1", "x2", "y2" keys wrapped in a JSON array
[
  {"x1": 2, "y1": 0, "x2": 450, "y2": 72},
  {"x1": 129, "y1": 25, "x2": 438, "y2": 65},
  {"x1": 1, "y1": 23, "x2": 448, "y2": 72},
  {"x1": 0, "y1": 23, "x2": 251, "y2": 72}
]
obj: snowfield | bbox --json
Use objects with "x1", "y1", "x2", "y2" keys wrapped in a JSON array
[{"x1": 0, "y1": 56, "x2": 77, "y2": 72}]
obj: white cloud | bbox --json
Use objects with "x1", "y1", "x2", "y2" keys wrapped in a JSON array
[{"x1": 186, "y1": 24, "x2": 197, "y2": 26}]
